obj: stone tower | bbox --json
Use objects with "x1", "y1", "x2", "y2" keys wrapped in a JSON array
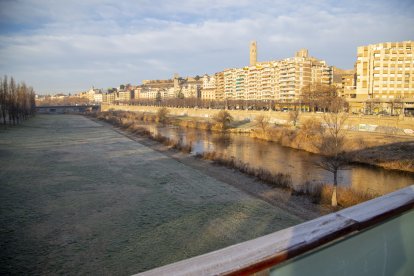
[
  {"x1": 295, "y1": 48, "x2": 309, "y2": 58},
  {"x1": 250, "y1": 41, "x2": 257, "y2": 66}
]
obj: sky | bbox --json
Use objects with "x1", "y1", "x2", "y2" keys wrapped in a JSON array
[{"x1": 0, "y1": 0, "x2": 413, "y2": 94}]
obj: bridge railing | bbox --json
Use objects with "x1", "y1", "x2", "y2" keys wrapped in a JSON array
[{"x1": 136, "y1": 185, "x2": 414, "y2": 276}]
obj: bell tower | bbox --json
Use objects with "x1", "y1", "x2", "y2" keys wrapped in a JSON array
[{"x1": 250, "y1": 41, "x2": 257, "y2": 66}]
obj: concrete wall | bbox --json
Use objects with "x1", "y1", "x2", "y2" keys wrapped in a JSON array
[{"x1": 101, "y1": 104, "x2": 414, "y2": 133}]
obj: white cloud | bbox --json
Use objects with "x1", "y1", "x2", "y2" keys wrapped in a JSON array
[{"x1": 0, "y1": 0, "x2": 413, "y2": 93}]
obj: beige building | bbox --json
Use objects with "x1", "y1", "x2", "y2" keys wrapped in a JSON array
[
  {"x1": 221, "y1": 46, "x2": 333, "y2": 102},
  {"x1": 202, "y1": 74, "x2": 216, "y2": 89},
  {"x1": 341, "y1": 73, "x2": 356, "y2": 98},
  {"x1": 223, "y1": 68, "x2": 238, "y2": 100},
  {"x1": 116, "y1": 91, "x2": 132, "y2": 102},
  {"x1": 200, "y1": 74, "x2": 216, "y2": 100},
  {"x1": 201, "y1": 88, "x2": 216, "y2": 100},
  {"x1": 102, "y1": 93, "x2": 115, "y2": 104},
  {"x1": 356, "y1": 41, "x2": 413, "y2": 101},
  {"x1": 135, "y1": 74, "x2": 202, "y2": 100},
  {"x1": 214, "y1": 72, "x2": 225, "y2": 100},
  {"x1": 93, "y1": 93, "x2": 103, "y2": 103}
]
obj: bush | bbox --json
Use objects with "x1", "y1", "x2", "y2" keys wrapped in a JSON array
[
  {"x1": 156, "y1": 107, "x2": 170, "y2": 124},
  {"x1": 212, "y1": 110, "x2": 233, "y2": 131},
  {"x1": 299, "y1": 118, "x2": 323, "y2": 139}
]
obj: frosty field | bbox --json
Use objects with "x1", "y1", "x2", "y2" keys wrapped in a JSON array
[{"x1": 0, "y1": 115, "x2": 303, "y2": 275}]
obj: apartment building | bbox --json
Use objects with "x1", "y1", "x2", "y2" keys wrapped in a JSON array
[
  {"x1": 356, "y1": 41, "x2": 413, "y2": 100},
  {"x1": 214, "y1": 72, "x2": 225, "y2": 100},
  {"x1": 221, "y1": 47, "x2": 333, "y2": 102},
  {"x1": 181, "y1": 83, "x2": 201, "y2": 98},
  {"x1": 341, "y1": 73, "x2": 357, "y2": 98},
  {"x1": 116, "y1": 90, "x2": 132, "y2": 102},
  {"x1": 224, "y1": 69, "x2": 237, "y2": 100},
  {"x1": 277, "y1": 50, "x2": 333, "y2": 102},
  {"x1": 102, "y1": 92, "x2": 115, "y2": 104}
]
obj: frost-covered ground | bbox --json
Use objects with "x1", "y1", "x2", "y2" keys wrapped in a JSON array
[{"x1": 0, "y1": 115, "x2": 303, "y2": 275}]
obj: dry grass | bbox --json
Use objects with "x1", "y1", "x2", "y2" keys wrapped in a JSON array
[
  {"x1": 96, "y1": 111, "x2": 192, "y2": 154},
  {"x1": 95, "y1": 111, "x2": 392, "y2": 208},
  {"x1": 294, "y1": 182, "x2": 377, "y2": 207},
  {"x1": 197, "y1": 151, "x2": 292, "y2": 190},
  {"x1": 198, "y1": 151, "x2": 375, "y2": 207},
  {"x1": 346, "y1": 141, "x2": 414, "y2": 172},
  {"x1": 175, "y1": 119, "x2": 212, "y2": 131}
]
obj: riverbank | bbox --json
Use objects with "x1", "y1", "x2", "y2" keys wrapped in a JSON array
[
  {"x1": 0, "y1": 115, "x2": 314, "y2": 275},
  {"x1": 92, "y1": 111, "x2": 386, "y2": 208},
  {"x1": 96, "y1": 109, "x2": 414, "y2": 173},
  {"x1": 92, "y1": 117, "x2": 331, "y2": 218}
]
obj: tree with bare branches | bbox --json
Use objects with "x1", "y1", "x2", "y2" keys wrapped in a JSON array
[
  {"x1": 254, "y1": 114, "x2": 270, "y2": 134},
  {"x1": 288, "y1": 109, "x2": 300, "y2": 127},
  {"x1": 300, "y1": 84, "x2": 338, "y2": 112},
  {"x1": 315, "y1": 97, "x2": 349, "y2": 207},
  {"x1": 0, "y1": 76, "x2": 36, "y2": 126},
  {"x1": 156, "y1": 107, "x2": 170, "y2": 124},
  {"x1": 212, "y1": 110, "x2": 233, "y2": 131}
]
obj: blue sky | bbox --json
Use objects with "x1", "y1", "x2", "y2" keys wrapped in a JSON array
[{"x1": 0, "y1": 0, "x2": 413, "y2": 94}]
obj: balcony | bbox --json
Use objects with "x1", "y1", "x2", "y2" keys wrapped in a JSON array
[{"x1": 137, "y1": 186, "x2": 414, "y2": 276}]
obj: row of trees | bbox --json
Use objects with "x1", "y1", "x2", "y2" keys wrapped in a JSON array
[
  {"x1": 0, "y1": 76, "x2": 36, "y2": 126},
  {"x1": 118, "y1": 84, "x2": 349, "y2": 113}
]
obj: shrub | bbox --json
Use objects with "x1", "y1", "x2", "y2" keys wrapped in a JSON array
[
  {"x1": 156, "y1": 107, "x2": 170, "y2": 124},
  {"x1": 212, "y1": 110, "x2": 233, "y2": 131}
]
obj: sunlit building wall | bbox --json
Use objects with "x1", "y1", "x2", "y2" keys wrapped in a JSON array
[{"x1": 356, "y1": 41, "x2": 414, "y2": 100}]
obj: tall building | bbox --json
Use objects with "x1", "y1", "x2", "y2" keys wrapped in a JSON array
[
  {"x1": 222, "y1": 44, "x2": 333, "y2": 102},
  {"x1": 250, "y1": 41, "x2": 257, "y2": 66},
  {"x1": 356, "y1": 41, "x2": 413, "y2": 101},
  {"x1": 224, "y1": 68, "x2": 237, "y2": 100},
  {"x1": 214, "y1": 72, "x2": 225, "y2": 100}
]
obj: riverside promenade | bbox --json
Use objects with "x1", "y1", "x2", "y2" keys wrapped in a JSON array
[{"x1": 0, "y1": 115, "x2": 302, "y2": 275}]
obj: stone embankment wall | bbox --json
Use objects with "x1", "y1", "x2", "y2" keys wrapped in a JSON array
[{"x1": 101, "y1": 104, "x2": 414, "y2": 135}]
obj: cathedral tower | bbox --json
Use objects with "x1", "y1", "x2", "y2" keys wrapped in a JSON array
[{"x1": 250, "y1": 41, "x2": 257, "y2": 66}]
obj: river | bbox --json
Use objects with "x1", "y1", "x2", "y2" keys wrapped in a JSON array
[{"x1": 141, "y1": 123, "x2": 414, "y2": 195}]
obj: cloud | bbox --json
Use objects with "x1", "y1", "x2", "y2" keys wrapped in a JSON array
[{"x1": 0, "y1": 0, "x2": 413, "y2": 93}]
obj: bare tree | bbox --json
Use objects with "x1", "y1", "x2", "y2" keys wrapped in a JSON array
[
  {"x1": 0, "y1": 76, "x2": 36, "y2": 126},
  {"x1": 288, "y1": 109, "x2": 300, "y2": 127},
  {"x1": 212, "y1": 110, "x2": 233, "y2": 131},
  {"x1": 254, "y1": 114, "x2": 270, "y2": 134},
  {"x1": 0, "y1": 76, "x2": 8, "y2": 125},
  {"x1": 156, "y1": 107, "x2": 170, "y2": 124},
  {"x1": 315, "y1": 97, "x2": 349, "y2": 207},
  {"x1": 300, "y1": 84, "x2": 338, "y2": 112}
]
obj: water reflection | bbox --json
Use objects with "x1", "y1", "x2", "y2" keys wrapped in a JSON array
[{"x1": 142, "y1": 123, "x2": 414, "y2": 195}]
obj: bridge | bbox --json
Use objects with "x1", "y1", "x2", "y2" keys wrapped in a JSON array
[
  {"x1": 36, "y1": 105, "x2": 100, "y2": 114},
  {"x1": 137, "y1": 185, "x2": 414, "y2": 276}
]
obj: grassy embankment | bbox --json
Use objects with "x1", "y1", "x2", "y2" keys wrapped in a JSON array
[
  {"x1": 97, "y1": 109, "x2": 414, "y2": 172},
  {"x1": 93, "y1": 110, "x2": 380, "y2": 208},
  {"x1": 1, "y1": 114, "x2": 307, "y2": 275}
]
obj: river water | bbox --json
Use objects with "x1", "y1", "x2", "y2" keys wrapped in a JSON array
[{"x1": 141, "y1": 123, "x2": 414, "y2": 195}]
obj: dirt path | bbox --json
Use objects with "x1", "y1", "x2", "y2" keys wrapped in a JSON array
[{"x1": 0, "y1": 115, "x2": 324, "y2": 275}]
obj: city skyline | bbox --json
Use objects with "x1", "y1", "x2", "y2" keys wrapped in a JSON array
[{"x1": 1, "y1": 0, "x2": 414, "y2": 94}]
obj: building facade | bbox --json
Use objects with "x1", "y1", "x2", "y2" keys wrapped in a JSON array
[
  {"x1": 221, "y1": 48, "x2": 333, "y2": 102},
  {"x1": 214, "y1": 72, "x2": 225, "y2": 100},
  {"x1": 356, "y1": 41, "x2": 413, "y2": 101}
]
